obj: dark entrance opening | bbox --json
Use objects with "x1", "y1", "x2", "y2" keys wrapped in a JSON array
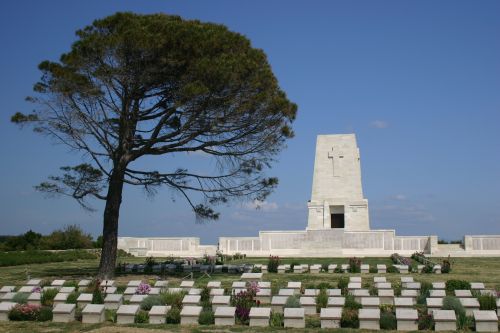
[{"x1": 331, "y1": 214, "x2": 345, "y2": 228}]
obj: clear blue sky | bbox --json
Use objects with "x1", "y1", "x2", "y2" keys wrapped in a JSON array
[{"x1": 1, "y1": 0, "x2": 499, "y2": 243}]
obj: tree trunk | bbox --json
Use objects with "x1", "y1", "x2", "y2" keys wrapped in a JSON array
[{"x1": 97, "y1": 166, "x2": 126, "y2": 279}]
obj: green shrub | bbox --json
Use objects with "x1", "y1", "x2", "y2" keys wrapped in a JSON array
[
  {"x1": 316, "y1": 289, "x2": 328, "y2": 312},
  {"x1": 457, "y1": 312, "x2": 473, "y2": 330},
  {"x1": 369, "y1": 285, "x2": 378, "y2": 296},
  {"x1": 478, "y1": 295, "x2": 497, "y2": 310},
  {"x1": 63, "y1": 280, "x2": 79, "y2": 288},
  {"x1": 140, "y1": 295, "x2": 163, "y2": 311},
  {"x1": 341, "y1": 308, "x2": 359, "y2": 328},
  {"x1": 445, "y1": 280, "x2": 471, "y2": 293},
  {"x1": 12, "y1": 292, "x2": 29, "y2": 304},
  {"x1": 74, "y1": 307, "x2": 83, "y2": 321},
  {"x1": 92, "y1": 288, "x2": 104, "y2": 304},
  {"x1": 305, "y1": 315, "x2": 321, "y2": 328},
  {"x1": 200, "y1": 286, "x2": 211, "y2": 303},
  {"x1": 317, "y1": 282, "x2": 332, "y2": 290},
  {"x1": 344, "y1": 294, "x2": 362, "y2": 310},
  {"x1": 160, "y1": 291, "x2": 186, "y2": 308},
  {"x1": 166, "y1": 307, "x2": 181, "y2": 324},
  {"x1": 105, "y1": 309, "x2": 117, "y2": 323},
  {"x1": 270, "y1": 312, "x2": 284, "y2": 327},
  {"x1": 417, "y1": 281, "x2": 432, "y2": 305},
  {"x1": 321, "y1": 263, "x2": 329, "y2": 272},
  {"x1": 41, "y1": 288, "x2": 58, "y2": 307},
  {"x1": 198, "y1": 309, "x2": 214, "y2": 325},
  {"x1": 135, "y1": 310, "x2": 149, "y2": 323},
  {"x1": 337, "y1": 276, "x2": 349, "y2": 291},
  {"x1": 387, "y1": 265, "x2": 399, "y2": 273},
  {"x1": 369, "y1": 266, "x2": 377, "y2": 273},
  {"x1": 442, "y1": 296, "x2": 465, "y2": 316},
  {"x1": 349, "y1": 257, "x2": 361, "y2": 273},
  {"x1": 0, "y1": 250, "x2": 96, "y2": 266},
  {"x1": 66, "y1": 291, "x2": 80, "y2": 304},
  {"x1": 285, "y1": 295, "x2": 301, "y2": 308},
  {"x1": 380, "y1": 311, "x2": 397, "y2": 330},
  {"x1": 267, "y1": 256, "x2": 279, "y2": 273},
  {"x1": 38, "y1": 306, "x2": 53, "y2": 322},
  {"x1": 417, "y1": 310, "x2": 434, "y2": 330}
]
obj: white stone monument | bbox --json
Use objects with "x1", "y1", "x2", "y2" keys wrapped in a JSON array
[{"x1": 307, "y1": 134, "x2": 369, "y2": 231}]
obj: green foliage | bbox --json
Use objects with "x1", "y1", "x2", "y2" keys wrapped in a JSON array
[
  {"x1": 369, "y1": 266, "x2": 378, "y2": 273},
  {"x1": 442, "y1": 296, "x2": 465, "y2": 316},
  {"x1": 457, "y1": 312, "x2": 473, "y2": 330},
  {"x1": 12, "y1": 292, "x2": 29, "y2": 304},
  {"x1": 0, "y1": 250, "x2": 96, "y2": 266},
  {"x1": 316, "y1": 289, "x2": 328, "y2": 312},
  {"x1": 417, "y1": 308, "x2": 434, "y2": 330},
  {"x1": 166, "y1": 307, "x2": 181, "y2": 324},
  {"x1": 305, "y1": 315, "x2": 321, "y2": 328},
  {"x1": 105, "y1": 309, "x2": 117, "y2": 323},
  {"x1": 267, "y1": 256, "x2": 280, "y2": 273},
  {"x1": 91, "y1": 288, "x2": 104, "y2": 304},
  {"x1": 417, "y1": 281, "x2": 432, "y2": 305},
  {"x1": 66, "y1": 291, "x2": 80, "y2": 304},
  {"x1": 317, "y1": 282, "x2": 332, "y2": 290},
  {"x1": 344, "y1": 294, "x2": 362, "y2": 310},
  {"x1": 200, "y1": 286, "x2": 211, "y2": 303},
  {"x1": 445, "y1": 280, "x2": 471, "y2": 293},
  {"x1": 0, "y1": 230, "x2": 42, "y2": 251},
  {"x1": 349, "y1": 257, "x2": 361, "y2": 273},
  {"x1": 140, "y1": 295, "x2": 163, "y2": 311},
  {"x1": 135, "y1": 310, "x2": 149, "y2": 323},
  {"x1": 41, "y1": 225, "x2": 94, "y2": 250},
  {"x1": 337, "y1": 276, "x2": 349, "y2": 291},
  {"x1": 63, "y1": 280, "x2": 79, "y2": 288},
  {"x1": 269, "y1": 312, "x2": 284, "y2": 327},
  {"x1": 380, "y1": 311, "x2": 397, "y2": 330},
  {"x1": 387, "y1": 265, "x2": 399, "y2": 273},
  {"x1": 341, "y1": 308, "x2": 359, "y2": 328},
  {"x1": 38, "y1": 306, "x2": 53, "y2": 322},
  {"x1": 369, "y1": 285, "x2": 378, "y2": 296},
  {"x1": 160, "y1": 291, "x2": 186, "y2": 308},
  {"x1": 198, "y1": 309, "x2": 214, "y2": 325},
  {"x1": 41, "y1": 288, "x2": 58, "y2": 307},
  {"x1": 478, "y1": 295, "x2": 497, "y2": 310},
  {"x1": 284, "y1": 295, "x2": 301, "y2": 308},
  {"x1": 321, "y1": 263, "x2": 329, "y2": 272}
]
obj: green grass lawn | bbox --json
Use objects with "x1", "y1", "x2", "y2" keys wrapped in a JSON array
[{"x1": 0, "y1": 255, "x2": 499, "y2": 332}]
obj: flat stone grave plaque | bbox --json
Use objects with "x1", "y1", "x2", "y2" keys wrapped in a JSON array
[
  {"x1": 454, "y1": 289, "x2": 472, "y2": 298},
  {"x1": 327, "y1": 296, "x2": 345, "y2": 307},
  {"x1": 473, "y1": 310, "x2": 498, "y2": 332},
  {"x1": 82, "y1": 304, "x2": 105, "y2": 323},
  {"x1": 434, "y1": 309, "x2": 456, "y2": 331},
  {"x1": 359, "y1": 308, "x2": 380, "y2": 330},
  {"x1": 180, "y1": 305, "x2": 202, "y2": 325},
  {"x1": 249, "y1": 307, "x2": 271, "y2": 327},
  {"x1": 214, "y1": 306, "x2": 236, "y2": 326},
  {"x1": 320, "y1": 307, "x2": 342, "y2": 328},
  {"x1": 116, "y1": 304, "x2": 139, "y2": 324},
  {"x1": 53, "y1": 303, "x2": 76, "y2": 323},
  {"x1": 284, "y1": 307, "x2": 305, "y2": 328},
  {"x1": 396, "y1": 308, "x2": 418, "y2": 331},
  {"x1": 300, "y1": 296, "x2": 316, "y2": 315},
  {"x1": 149, "y1": 305, "x2": 170, "y2": 324},
  {"x1": 182, "y1": 295, "x2": 201, "y2": 305}
]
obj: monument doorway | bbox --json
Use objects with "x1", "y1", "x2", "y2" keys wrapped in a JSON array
[
  {"x1": 331, "y1": 214, "x2": 345, "y2": 228},
  {"x1": 330, "y1": 205, "x2": 345, "y2": 228}
]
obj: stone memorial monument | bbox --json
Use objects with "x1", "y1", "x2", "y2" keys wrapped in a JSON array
[{"x1": 118, "y1": 133, "x2": 500, "y2": 257}]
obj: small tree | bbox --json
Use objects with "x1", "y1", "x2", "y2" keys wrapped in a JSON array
[{"x1": 12, "y1": 12, "x2": 296, "y2": 278}]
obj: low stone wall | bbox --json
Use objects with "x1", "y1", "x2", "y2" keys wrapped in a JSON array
[
  {"x1": 219, "y1": 229, "x2": 434, "y2": 257},
  {"x1": 117, "y1": 237, "x2": 217, "y2": 257}
]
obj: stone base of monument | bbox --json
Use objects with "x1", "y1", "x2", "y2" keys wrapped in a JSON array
[
  {"x1": 359, "y1": 309, "x2": 380, "y2": 330},
  {"x1": 284, "y1": 308, "x2": 305, "y2": 328},
  {"x1": 249, "y1": 307, "x2": 270, "y2": 327},
  {"x1": 473, "y1": 310, "x2": 498, "y2": 332},
  {"x1": 396, "y1": 309, "x2": 418, "y2": 331},
  {"x1": 214, "y1": 306, "x2": 235, "y2": 326},
  {"x1": 180, "y1": 306, "x2": 202, "y2": 325},
  {"x1": 82, "y1": 304, "x2": 105, "y2": 323},
  {"x1": 116, "y1": 305, "x2": 139, "y2": 324},
  {"x1": 300, "y1": 297, "x2": 316, "y2": 315},
  {"x1": 104, "y1": 293, "x2": 123, "y2": 310},
  {"x1": 320, "y1": 308, "x2": 341, "y2": 328},
  {"x1": 149, "y1": 305, "x2": 170, "y2": 324},
  {"x1": 433, "y1": 310, "x2": 456, "y2": 331}
]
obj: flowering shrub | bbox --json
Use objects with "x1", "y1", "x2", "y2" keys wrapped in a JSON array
[
  {"x1": 31, "y1": 286, "x2": 42, "y2": 293},
  {"x1": 231, "y1": 282, "x2": 260, "y2": 324},
  {"x1": 8, "y1": 304, "x2": 41, "y2": 321},
  {"x1": 267, "y1": 255, "x2": 280, "y2": 273},
  {"x1": 136, "y1": 282, "x2": 151, "y2": 295}
]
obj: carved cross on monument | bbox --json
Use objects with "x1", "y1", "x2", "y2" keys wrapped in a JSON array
[{"x1": 327, "y1": 147, "x2": 344, "y2": 177}]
